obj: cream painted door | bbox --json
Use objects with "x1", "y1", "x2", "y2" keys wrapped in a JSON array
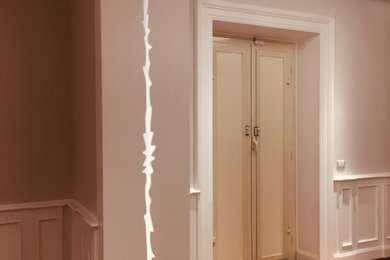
[
  {"x1": 255, "y1": 43, "x2": 295, "y2": 260},
  {"x1": 213, "y1": 38, "x2": 252, "y2": 260},
  {"x1": 213, "y1": 38, "x2": 295, "y2": 260}
]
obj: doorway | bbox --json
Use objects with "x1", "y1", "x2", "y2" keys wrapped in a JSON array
[
  {"x1": 212, "y1": 37, "x2": 296, "y2": 260},
  {"x1": 192, "y1": 2, "x2": 335, "y2": 260}
]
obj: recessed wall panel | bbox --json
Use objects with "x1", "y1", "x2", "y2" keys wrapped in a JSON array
[
  {"x1": 340, "y1": 188, "x2": 353, "y2": 248},
  {"x1": 357, "y1": 185, "x2": 378, "y2": 244},
  {"x1": 386, "y1": 184, "x2": 390, "y2": 239},
  {"x1": 39, "y1": 219, "x2": 59, "y2": 260},
  {"x1": 0, "y1": 222, "x2": 22, "y2": 260}
]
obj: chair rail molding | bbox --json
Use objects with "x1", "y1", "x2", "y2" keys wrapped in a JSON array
[
  {"x1": 334, "y1": 172, "x2": 390, "y2": 182},
  {"x1": 67, "y1": 199, "x2": 99, "y2": 228},
  {"x1": 0, "y1": 199, "x2": 99, "y2": 228},
  {"x1": 193, "y1": 0, "x2": 335, "y2": 259}
]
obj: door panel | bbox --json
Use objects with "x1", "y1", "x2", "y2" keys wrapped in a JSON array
[
  {"x1": 213, "y1": 38, "x2": 295, "y2": 260},
  {"x1": 256, "y1": 45, "x2": 294, "y2": 260},
  {"x1": 213, "y1": 39, "x2": 252, "y2": 260},
  {"x1": 258, "y1": 55, "x2": 285, "y2": 259}
]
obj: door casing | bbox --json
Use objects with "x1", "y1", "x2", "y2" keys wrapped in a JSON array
[{"x1": 191, "y1": 1, "x2": 336, "y2": 260}]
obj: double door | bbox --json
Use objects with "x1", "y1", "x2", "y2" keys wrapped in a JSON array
[{"x1": 213, "y1": 37, "x2": 296, "y2": 260}]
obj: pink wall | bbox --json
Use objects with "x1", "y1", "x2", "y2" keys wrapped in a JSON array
[
  {"x1": 2, "y1": 0, "x2": 389, "y2": 258},
  {"x1": 0, "y1": 0, "x2": 99, "y2": 218},
  {"x1": 9, "y1": 0, "x2": 383, "y2": 257},
  {"x1": 0, "y1": 0, "x2": 73, "y2": 204},
  {"x1": 223, "y1": 0, "x2": 390, "y2": 174},
  {"x1": 219, "y1": 0, "x2": 389, "y2": 255},
  {"x1": 100, "y1": 0, "x2": 192, "y2": 259},
  {"x1": 71, "y1": 0, "x2": 98, "y2": 215}
]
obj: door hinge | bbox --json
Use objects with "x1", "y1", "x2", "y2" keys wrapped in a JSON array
[{"x1": 286, "y1": 225, "x2": 291, "y2": 235}]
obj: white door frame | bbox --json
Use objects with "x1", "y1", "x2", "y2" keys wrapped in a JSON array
[{"x1": 192, "y1": 1, "x2": 336, "y2": 259}]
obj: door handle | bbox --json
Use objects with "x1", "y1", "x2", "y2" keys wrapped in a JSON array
[{"x1": 254, "y1": 126, "x2": 260, "y2": 137}]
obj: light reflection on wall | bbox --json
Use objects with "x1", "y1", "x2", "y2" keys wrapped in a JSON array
[{"x1": 142, "y1": 0, "x2": 156, "y2": 259}]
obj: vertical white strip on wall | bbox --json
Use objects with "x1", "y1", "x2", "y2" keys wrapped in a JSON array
[{"x1": 142, "y1": 0, "x2": 156, "y2": 260}]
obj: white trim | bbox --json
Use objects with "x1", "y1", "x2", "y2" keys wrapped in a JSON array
[
  {"x1": 67, "y1": 199, "x2": 99, "y2": 228},
  {"x1": 340, "y1": 187, "x2": 353, "y2": 249},
  {"x1": 297, "y1": 249, "x2": 319, "y2": 260},
  {"x1": 333, "y1": 245, "x2": 390, "y2": 259},
  {"x1": 386, "y1": 183, "x2": 390, "y2": 240},
  {"x1": 202, "y1": 0, "x2": 332, "y2": 24},
  {"x1": 0, "y1": 199, "x2": 98, "y2": 228},
  {"x1": 189, "y1": 188, "x2": 201, "y2": 195},
  {"x1": 334, "y1": 172, "x2": 390, "y2": 182},
  {"x1": 0, "y1": 199, "x2": 68, "y2": 212},
  {"x1": 356, "y1": 184, "x2": 380, "y2": 245},
  {"x1": 194, "y1": 1, "x2": 335, "y2": 260}
]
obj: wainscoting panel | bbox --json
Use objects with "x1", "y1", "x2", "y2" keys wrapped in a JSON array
[
  {"x1": 35, "y1": 207, "x2": 63, "y2": 260},
  {"x1": 0, "y1": 217, "x2": 23, "y2": 260},
  {"x1": 68, "y1": 201, "x2": 98, "y2": 260},
  {"x1": 335, "y1": 175, "x2": 389, "y2": 259},
  {"x1": 386, "y1": 180, "x2": 390, "y2": 243},
  {"x1": 356, "y1": 181, "x2": 381, "y2": 249},
  {"x1": 0, "y1": 203, "x2": 63, "y2": 260},
  {"x1": 338, "y1": 183, "x2": 354, "y2": 250},
  {"x1": 0, "y1": 200, "x2": 98, "y2": 260}
]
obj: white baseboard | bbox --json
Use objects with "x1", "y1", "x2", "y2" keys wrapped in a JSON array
[
  {"x1": 297, "y1": 249, "x2": 319, "y2": 260},
  {"x1": 334, "y1": 245, "x2": 390, "y2": 260}
]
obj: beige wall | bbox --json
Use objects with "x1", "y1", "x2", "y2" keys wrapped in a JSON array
[
  {"x1": 71, "y1": 0, "x2": 98, "y2": 215},
  {"x1": 0, "y1": 0, "x2": 73, "y2": 204},
  {"x1": 100, "y1": 0, "x2": 193, "y2": 259}
]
